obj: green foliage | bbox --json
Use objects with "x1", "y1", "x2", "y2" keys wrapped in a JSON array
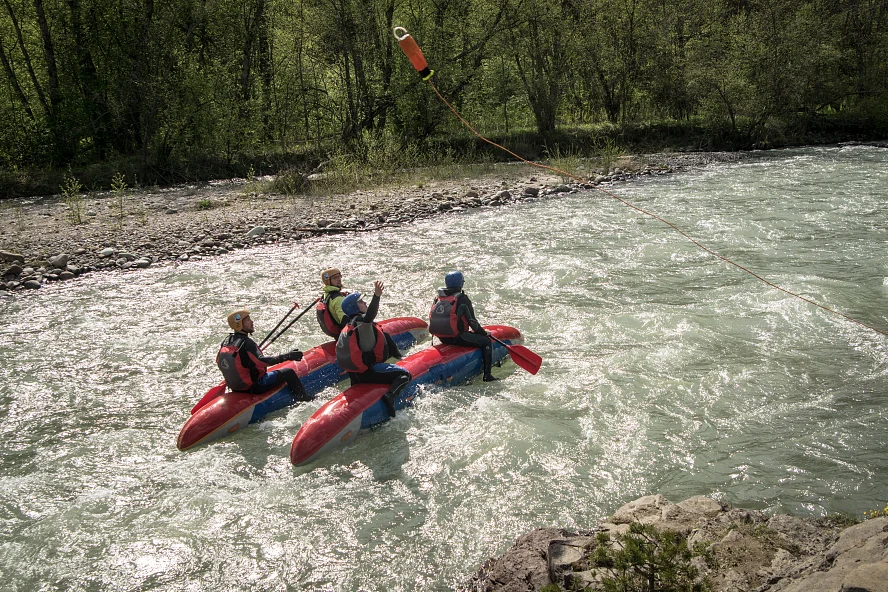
[
  {"x1": 197, "y1": 199, "x2": 216, "y2": 211},
  {"x1": 61, "y1": 175, "x2": 86, "y2": 225},
  {"x1": 587, "y1": 523, "x2": 713, "y2": 592},
  {"x1": 0, "y1": 0, "x2": 886, "y2": 192},
  {"x1": 110, "y1": 172, "x2": 128, "y2": 231}
]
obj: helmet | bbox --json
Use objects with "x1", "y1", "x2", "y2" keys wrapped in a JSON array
[
  {"x1": 445, "y1": 271, "x2": 464, "y2": 289},
  {"x1": 227, "y1": 309, "x2": 250, "y2": 332},
  {"x1": 341, "y1": 292, "x2": 362, "y2": 316},
  {"x1": 321, "y1": 267, "x2": 342, "y2": 286}
]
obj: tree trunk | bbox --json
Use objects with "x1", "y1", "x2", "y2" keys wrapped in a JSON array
[
  {"x1": 66, "y1": 0, "x2": 111, "y2": 157},
  {"x1": 33, "y1": 0, "x2": 69, "y2": 162},
  {"x1": 0, "y1": 36, "x2": 34, "y2": 119},
  {"x1": 4, "y1": 0, "x2": 48, "y2": 116}
]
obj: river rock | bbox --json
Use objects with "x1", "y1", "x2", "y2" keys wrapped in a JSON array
[
  {"x1": 74, "y1": 247, "x2": 87, "y2": 255},
  {"x1": 0, "y1": 250, "x2": 25, "y2": 264},
  {"x1": 466, "y1": 528, "x2": 569, "y2": 592},
  {"x1": 49, "y1": 254, "x2": 69, "y2": 269},
  {"x1": 59, "y1": 271, "x2": 76, "y2": 280},
  {"x1": 133, "y1": 258, "x2": 152, "y2": 269},
  {"x1": 98, "y1": 247, "x2": 116, "y2": 258},
  {"x1": 3, "y1": 264, "x2": 22, "y2": 277},
  {"x1": 246, "y1": 226, "x2": 266, "y2": 237},
  {"x1": 465, "y1": 190, "x2": 480, "y2": 199},
  {"x1": 23, "y1": 279, "x2": 41, "y2": 289},
  {"x1": 522, "y1": 186, "x2": 540, "y2": 197}
]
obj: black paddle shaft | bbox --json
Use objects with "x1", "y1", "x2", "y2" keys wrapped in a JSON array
[{"x1": 263, "y1": 297, "x2": 321, "y2": 349}]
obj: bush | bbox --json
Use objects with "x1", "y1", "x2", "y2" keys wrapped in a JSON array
[{"x1": 584, "y1": 523, "x2": 713, "y2": 592}]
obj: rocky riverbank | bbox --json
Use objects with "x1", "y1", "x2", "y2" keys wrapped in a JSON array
[
  {"x1": 0, "y1": 151, "x2": 745, "y2": 293},
  {"x1": 465, "y1": 494, "x2": 888, "y2": 592}
]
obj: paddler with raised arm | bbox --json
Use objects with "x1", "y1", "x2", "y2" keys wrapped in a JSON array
[
  {"x1": 335, "y1": 281, "x2": 411, "y2": 418},
  {"x1": 217, "y1": 309, "x2": 312, "y2": 400},
  {"x1": 316, "y1": 267, "x2": 349, "y2": 337}
]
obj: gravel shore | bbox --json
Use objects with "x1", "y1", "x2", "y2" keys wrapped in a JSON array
[{"x1": 0, "y1": 152, "x2": 745, "y2": 292}]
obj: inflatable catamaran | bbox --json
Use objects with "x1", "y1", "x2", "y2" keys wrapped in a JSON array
[
  {"x1": 177, "y1": 317, "x2": 429, "y2": 450},
  {"x1": 289, "y1": 325, "x2": 523, "y2": 465}
]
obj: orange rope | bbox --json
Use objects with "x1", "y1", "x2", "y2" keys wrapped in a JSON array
[{"x1": 429, "y1": 81, "x2": 888, "y2": 338}]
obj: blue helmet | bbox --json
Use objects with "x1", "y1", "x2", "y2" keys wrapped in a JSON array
[
  {"x1": 445, "y1": 271, "x2": 464, "y2": 289},
  {"x1": 341, "y1": 292, "x2": 362, "y2": 316}
]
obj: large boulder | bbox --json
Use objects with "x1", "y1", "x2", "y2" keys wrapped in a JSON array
[{"x1": 462, "y1": 497, "x2": 888, "y2": 592}]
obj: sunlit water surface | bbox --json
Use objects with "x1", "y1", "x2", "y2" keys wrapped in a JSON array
[{"x1": 1, "y1": 145, "x2": 886, "y2": 590}]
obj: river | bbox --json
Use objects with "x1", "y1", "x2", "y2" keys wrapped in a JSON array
[{"x1": 1, "y1": 145, "x2": 886, "y2": 591}]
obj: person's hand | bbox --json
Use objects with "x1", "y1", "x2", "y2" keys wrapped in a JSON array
[
  {"x1": 374, "y1": 280, "x2": 384, "y2": 297},
  {"x1": 287, "y1": 350, "x2": 303, "y2": 361}
]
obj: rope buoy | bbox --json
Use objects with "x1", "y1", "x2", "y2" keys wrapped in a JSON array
[{"x1": 393, "y1": 27, "x2": 434, "y2": 81}]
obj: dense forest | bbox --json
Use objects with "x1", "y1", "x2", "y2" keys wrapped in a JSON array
[{"x1": 1, "y1": 0, "x2": 886, "y2": 189}]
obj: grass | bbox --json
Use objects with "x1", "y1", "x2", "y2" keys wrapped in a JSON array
[
  {"x1": 262, "y1": 135, "x2": 505, "y2": 198},
  {"x1": 3, "y1": 112, "x2": 884, "y2": 202},
  {"x1": 544, "y1": 144, "x2": 582, "y2": 183},
  {"x1": 0, "y1": 200, "x2": 26, "y2": 232}
]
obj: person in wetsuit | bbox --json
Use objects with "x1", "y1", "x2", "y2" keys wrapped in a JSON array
[
  {"x1": 316, "y1": 267, "x2": 349, "y2": 338},
  {"x1": 429, "y1": 271, "x2": 498, "y2": 382},
  {"x1": 216, "y1": 309, "x2": 312, "y2": 401},
  {"x1": 335, "y1": 281, "x2": 410, "y2": 418}
]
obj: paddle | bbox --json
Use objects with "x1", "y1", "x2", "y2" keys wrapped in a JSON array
[
  {"x1": 259, "y1": 301, "x2": 301, "y2": 349},
  {"x1": 489, "y1": 334, "x2": 542, "y2": 375},
  {"x1": 190, "y1": 298, "x2": 320, "y2": 414},
  {"x1": 262, "y1": 297, "x2": 322, "y2": 349}
]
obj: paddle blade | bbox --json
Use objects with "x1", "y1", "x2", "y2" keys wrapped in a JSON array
[
  {"x1": 191, "y1": 382, "x2": 226, "y2": 414},
  {"x1": 506, "y1": 344, "x2": 542, "y2": 375}
]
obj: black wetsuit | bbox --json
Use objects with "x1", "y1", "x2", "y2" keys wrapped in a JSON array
[
  {"x1": 433, "y1": 287, "x2": 495, "y2": 380},
  {"x1": 221, "y1": 333, "x2": 310, "y2": 400}
]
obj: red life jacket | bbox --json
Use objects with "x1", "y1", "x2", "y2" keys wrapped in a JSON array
[
  {"x1": 429, "y1": 294, "x2": 465, "y2": 338},
  {"x1": 316, "y1": 291, "x2": 348, "y2": 338},
  {"x1": 216, "y1": 334, "x2": 268, "y2": 391},
  {"x1": 335, "y1": 321, "x2": 388, "y2": 373}
]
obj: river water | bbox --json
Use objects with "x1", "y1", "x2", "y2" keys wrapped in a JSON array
[{"x1": 1, "y1": 145, "x2": 886, "y2": 591}]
